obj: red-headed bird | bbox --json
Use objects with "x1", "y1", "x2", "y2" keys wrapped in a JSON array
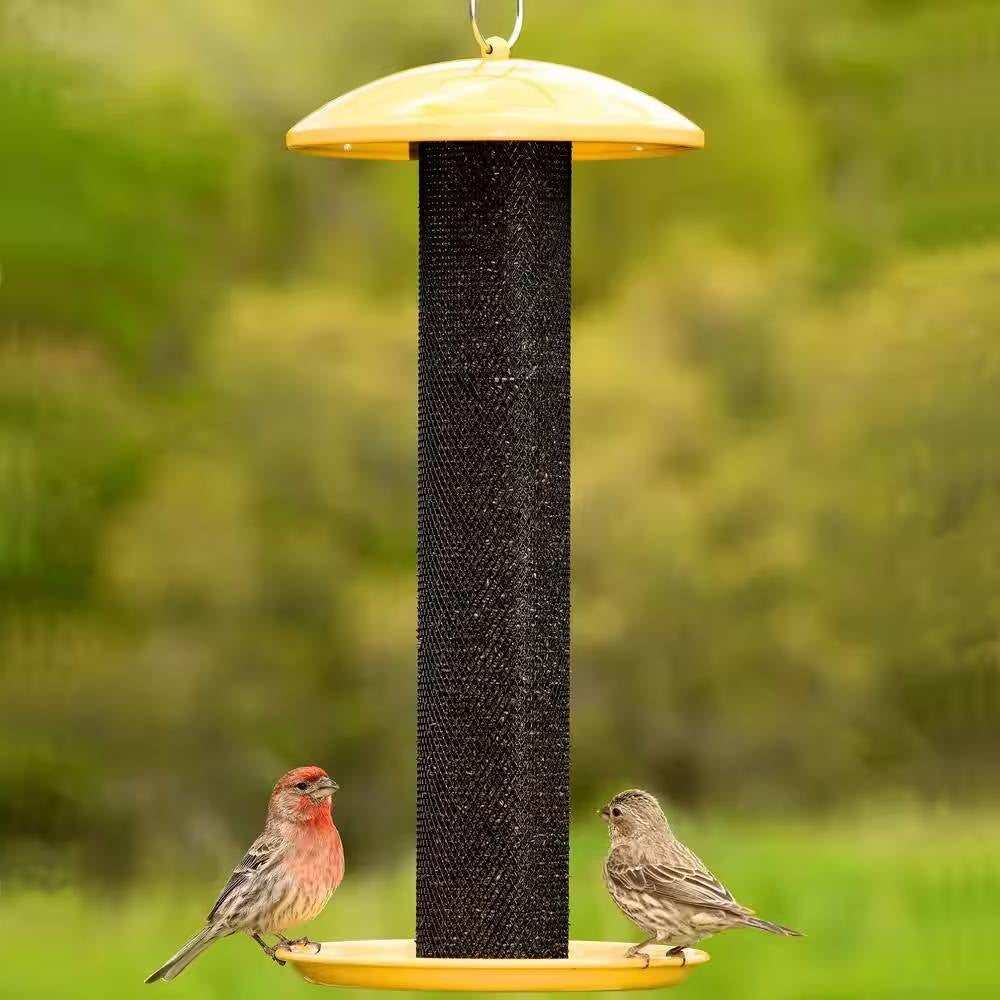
[{"x1": 146, "y1": 766, "x2": 344, "y2": 983}]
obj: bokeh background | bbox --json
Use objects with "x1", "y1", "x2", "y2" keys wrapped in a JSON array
[{"x1": 2, "y1": 1, "x2": 999, "y2": 997}]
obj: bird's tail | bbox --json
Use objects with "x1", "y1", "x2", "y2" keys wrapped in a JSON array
[
  {"x1": 741, "y1": 915, "x2": 803, "y2": 937},
  {"x1": 145, "y1": 925, "x2": 228, "y2": 983}
]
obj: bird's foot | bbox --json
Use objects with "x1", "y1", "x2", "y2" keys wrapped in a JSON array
[
  {"x1": 625, "y1": 946, "x2": 651, "y2": 969},
  {"x1": 263, "y1": 944, "x2": 287, "y2": 967},
  {"x1": 252, "y1": 932, "x2": 287, "y2": 966},
  {"x1": 665, "y1": 946, "x2": 687, "y2": 967},
  {"x1": 284, "y1": 936, "x2": 321, "y2": 955}
]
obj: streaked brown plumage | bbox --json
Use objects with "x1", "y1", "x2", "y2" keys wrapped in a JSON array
[
  {"x1": 145, "y1": 766, "x2": 344, "y2": 983},
  {"x1": 600, "y1": 789, "x2": 801, "y2": 966}
]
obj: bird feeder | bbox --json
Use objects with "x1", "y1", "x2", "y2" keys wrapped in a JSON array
[{"x1": 283, "y1": 2, "x2": 705, "y2": 991}]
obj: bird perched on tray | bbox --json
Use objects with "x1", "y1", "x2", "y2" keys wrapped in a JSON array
[
  {"x1": 600, "y1": 789, "x2": 801, "y2": 967},
  {"x1": 146, "y1": 766, "x2": 344, "y2": 983}
]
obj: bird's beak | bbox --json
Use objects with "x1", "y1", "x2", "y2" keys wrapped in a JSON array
[
  {"x1": 599, "y1": 806, "x2": 610, "y2": 821},
  {"x1": 311, "y1": 776, "x2": 339, "y2": 800}
]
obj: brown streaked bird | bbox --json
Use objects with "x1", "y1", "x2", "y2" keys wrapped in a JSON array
[
  {"x1": 600, "y1": 789, "x2": 801, "y2": 966},
  {"x1": 145, "y1": 766, "x2": 344, "y2": 983}
]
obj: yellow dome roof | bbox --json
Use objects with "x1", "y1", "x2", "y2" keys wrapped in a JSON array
[{"x1": 287, "y1": 52, "x2": 703, "y2": 162}]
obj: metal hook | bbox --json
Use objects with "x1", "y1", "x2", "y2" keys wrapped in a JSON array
[{"x1": 470, "y1": 0, "x2": 524, "y2": 55}]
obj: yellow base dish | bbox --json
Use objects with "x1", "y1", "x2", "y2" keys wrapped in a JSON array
[{"x1": 278, "y1": 939, "x2": 709, "y2": 992}]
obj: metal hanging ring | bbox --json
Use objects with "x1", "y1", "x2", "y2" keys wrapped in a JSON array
[{"x1": 470, "y1": 0, "x2": 524, "y2": 54}]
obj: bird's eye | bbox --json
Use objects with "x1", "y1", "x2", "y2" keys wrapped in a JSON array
[
  {"x1": 611, "y1": 807, "x2": 622, "y2": 818},
  {"x1": 295, "y1": 782, "x2": 309, "y2": 791}
]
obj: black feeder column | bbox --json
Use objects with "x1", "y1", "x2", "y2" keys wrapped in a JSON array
[{"x1": 416, "y1": 141, "x2": 572, "y2": 959}]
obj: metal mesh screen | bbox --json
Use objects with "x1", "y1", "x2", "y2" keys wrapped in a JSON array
[{"x1": 416, "y1": 141, "x2": 572, "y2": 959}]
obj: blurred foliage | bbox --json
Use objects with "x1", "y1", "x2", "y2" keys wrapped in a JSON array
[{"x1": 1, "y1": 0, "x2": 999, "y2": 881}]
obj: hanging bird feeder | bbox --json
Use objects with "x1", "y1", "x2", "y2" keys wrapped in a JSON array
[{"x1": 283, "y1": 1, "x2": 704, "y2": 991}]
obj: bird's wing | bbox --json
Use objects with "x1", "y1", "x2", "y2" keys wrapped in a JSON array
[
  {"x1": 207, "y1": 830, "x2": 285, "y2": 923},
  {"x1": 606, "y1": 852, "x2": 748, "y2": 915}
]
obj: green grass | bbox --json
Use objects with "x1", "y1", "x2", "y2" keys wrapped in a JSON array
[{"x1": 3, "y1": 810, "x2": 996, "y2": 1000}]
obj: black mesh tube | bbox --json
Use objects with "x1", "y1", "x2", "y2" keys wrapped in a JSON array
[{"x1": 416, "y1": 142, "x2": 572, "y2": 959}]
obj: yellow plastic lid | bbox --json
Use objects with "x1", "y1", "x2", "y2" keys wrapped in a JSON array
[
  {"x1": 279, "y1": 939, "x2": 709, "y2": 991},
  {"x1": 286, "y1": 45, "x2": 703, "y2": 162}
]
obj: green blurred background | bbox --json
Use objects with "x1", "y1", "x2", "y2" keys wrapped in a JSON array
[{"x1": 2, "y1": 1, "x2": 999, "y2": 997}]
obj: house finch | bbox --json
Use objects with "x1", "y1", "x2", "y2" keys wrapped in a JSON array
[
  {"x1": 601, "y1": 789, "x2": 801, "y2": 966},
  {"x1": 145, "y1": 766, "x2": 344, "y2": 983}
]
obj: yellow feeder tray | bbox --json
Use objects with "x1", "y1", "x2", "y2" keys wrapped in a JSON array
[
  {"x1": 286, "y1": 39, "x2": 703, "y2": 162},
  {"x1": 279, "y1": 940, "x2": 709, "y2": 992}
]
